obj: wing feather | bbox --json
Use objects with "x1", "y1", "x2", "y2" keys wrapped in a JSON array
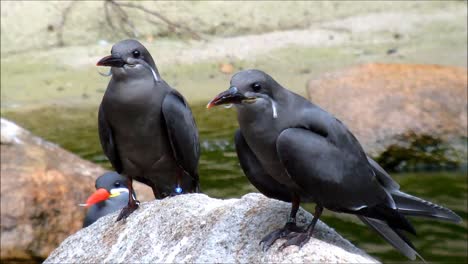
[
  {"x1": 235, "y1": 130, "x2": 291, "y2": 202},
  {"x1": 276, "y1": 128, "x2": 388, "y2": 210},
  {"x1": 98, "y1": 105, "x2": 122, "y2": 173},
  {"x1": 161, "y1": 91, "x2": 200, "y2": 182}
]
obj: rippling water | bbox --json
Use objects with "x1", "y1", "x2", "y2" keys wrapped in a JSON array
[{"x1": 3, "y1": 105, "x2": 467, "y2": 263}]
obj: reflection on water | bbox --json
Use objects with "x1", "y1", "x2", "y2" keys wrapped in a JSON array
[{"x1": 3, "y1": 104, "x2": 467, "y2": 263}]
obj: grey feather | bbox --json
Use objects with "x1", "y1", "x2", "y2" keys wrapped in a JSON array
[
  {"x1": 358, "y1": 216, "x2": 421, "y2": 261},
  {"x1": 162, "y1": 91, "x2": 200, "y2": 188},
  {"x1": 98, "y1": 105, "x2": 122, "y2": 173},
  {"x1": 392, "y1": 191, "x2": 462, "y2": 223},
  {"x1": 235, "y1": 130, "x2": 291, "y2": 202},
  {"x1": 367, "y1": 156, "x2": 400, "y2": 190}
]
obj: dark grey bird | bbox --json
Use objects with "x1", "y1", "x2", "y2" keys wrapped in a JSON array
[
  {"x1": 207, "y1": 69, "x2": 462, "y2": 260},
  {"x1": 82, "y1": 172, "x2": 133, "y2": 227},
  {"x1": 97, "y1": 39, "x2": 200, "y2": 221}
]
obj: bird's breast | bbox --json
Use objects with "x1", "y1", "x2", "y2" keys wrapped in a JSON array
[
  {"x1": 101, "y1": 83, "x2": 173, "y2": 170},
  {"x1": 238, "y1": 111, "x2": 290, "y2": 185},
  {"x1": 107, "y1": 80, "x2": 158, "y2": 107}
]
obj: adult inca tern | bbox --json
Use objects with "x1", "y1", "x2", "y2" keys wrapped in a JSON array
[
  {"x1": 207, "y1": 69, "x2": 461, "y2": 260},
  {"x1": 81, "y1": 172, "x2": 135, "y2": 227},
  {"x1": 97, "y1": 39, "x2": 200, "y2": 221}
]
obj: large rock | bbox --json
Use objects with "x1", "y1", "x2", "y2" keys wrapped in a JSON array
[
  {"x1": 0, "y1": 118, "x2": 154, "y2": 262},
  {"x1": 307, "y1": 63, "x2": 467, "y2": 167},
  {"x1": 45, "y1": 193, "x2": 377, "y2": 263}
]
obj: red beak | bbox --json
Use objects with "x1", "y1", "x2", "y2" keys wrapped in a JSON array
[{"x1": 82, "y1": 188, "x2": 110, "y2": 207}]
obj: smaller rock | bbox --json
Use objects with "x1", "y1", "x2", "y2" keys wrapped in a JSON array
[
  {"x1": 1, "y1": 118, "x2": 27, "y2": 145},
  {"x1": 146, "y1": 35, "x2": 154, "y2": 43},
  {"x1": 219, "y1": 63, "x2": 234, "y2": 74},
  {"x1": 393, "y1": 33, "x2": 402, "y2": 39},
  {"x1": 386, "y1": 48, "x2": 398, "y2": 55}
]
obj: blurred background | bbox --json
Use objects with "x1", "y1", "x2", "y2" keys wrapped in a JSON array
[{"x1": 1, "y1": 1, "x2": 467, "y2": 263}]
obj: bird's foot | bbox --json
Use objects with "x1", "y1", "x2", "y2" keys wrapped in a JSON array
[
  {"x1": 260, "y1": 222, "x2": 304, "y2": 252},
  {"x1": 116, "y1": 200, "x2": 140, "y2": 222},
  {"x1": 278, "y1": 231, "x2": 311, "y2": 250},
  {"x1": 278, "y1": 206, "x2": 322, "y2": 251}
]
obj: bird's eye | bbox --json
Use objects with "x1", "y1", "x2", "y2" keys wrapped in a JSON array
[
  {"x1": 252, "y1": 83, "x2": 261, "y2": 92},
  {"x1": 114, "y1": 181, "x2": 121, "y2": 187},
  {"x1": 132, "y1": 50, "x2": 140, "y2": 58}
]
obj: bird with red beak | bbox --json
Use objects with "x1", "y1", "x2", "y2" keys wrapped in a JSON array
[{"x1": 81, "y1": 172, "x2": 134, "y2": 227}]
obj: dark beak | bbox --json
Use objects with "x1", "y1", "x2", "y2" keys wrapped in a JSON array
[
  {"x1": 96, "y1": 55, "x2": 126, "y2": 67},
  {"x1": 207, "y1": 87, "x2": 255, "y2": 109}
]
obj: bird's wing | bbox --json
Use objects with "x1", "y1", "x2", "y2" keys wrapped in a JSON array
[
  {"x1": 276, "y1": 127, "x2": 390, "y2": 210},
  {"x1": 161, "y1": 91, "x2": 200, "y2": 181},
  {"x1": 367, "y1": 156, "x2": 400, "y2": 190},
  {"x1": 298, "y1": 106, "x2": 398, "y2": 190},
  {"x1": 298, "y1": 104, "x2": 401, "y2": 192},
  {"x1": 235, "y1": 130, "x2": 292, "y2": 202},
  {"x1": 358, "y1": 216, "x2": 420, "y2": 260},
  {"x1": 98, "y1": 105, "x2": 123, "y2": 173},
  {"x1": 298, "y1": 105, "x2": 461, "y2": 223},
  {"x1": 391, "y1": 190, "x2": 462, "y2": 222}
]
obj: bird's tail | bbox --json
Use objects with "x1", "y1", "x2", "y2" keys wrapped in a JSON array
[
  {"x1": 392, "y1": 190, "x2": 462, "y2": 223},
  {"x1": 358, "y1": 216, "x2": 424, "y2": 261}
]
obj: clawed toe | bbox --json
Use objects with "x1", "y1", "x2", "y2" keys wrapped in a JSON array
[
  {"x1": 116, "y1": 203, "x2": 139, "y2": 222},
  {"x1": 260, "y1": 229, "x2": 283, "y2": 251},
  {"x1": 259, "y1": 222, "x2": 304, "y2": 252},
  {"x1": 278, "y1": 232, "x2": 310, "y2": 250}
]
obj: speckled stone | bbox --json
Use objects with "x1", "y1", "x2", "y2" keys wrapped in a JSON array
[{"x1": 45, "y1": 193, "x2": 378, "y2": 263}]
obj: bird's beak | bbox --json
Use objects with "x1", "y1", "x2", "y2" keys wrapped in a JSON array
[
  {"x1": 96, "y1": 55, "x2": 126, "y2": 67},
  {"x1": 80, "y1": 188, "x2": 110, "y2": 207},
  {"x1": 207, "y1": 86, "x2": 256, "y2": 109}
]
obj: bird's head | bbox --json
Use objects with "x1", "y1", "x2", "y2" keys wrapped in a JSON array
[
  {"x1": 80, "y1": 172, "x2": 130, "y2": 207},
  {"x1": 207, "y1": 69, "x2": 282, "y2": 117},
  {"x1": 97, "y1": 39, "x2": 160, "y2": 81}
]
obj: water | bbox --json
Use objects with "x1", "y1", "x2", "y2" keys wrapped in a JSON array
[{"x1": 3, "y1": 105, "x2": 467, "y2": 263}]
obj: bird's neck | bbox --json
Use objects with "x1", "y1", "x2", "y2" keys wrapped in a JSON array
[
  {"x1": 148, "y1": 64, "x2": 161, "y2": 82},
  {"x1": 146, "y1": 57, "x2": 161, "y2": 82}
]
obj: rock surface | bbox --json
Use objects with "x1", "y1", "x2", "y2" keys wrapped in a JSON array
[
  {"x1": 45, "y1": 193, "x2": 378, "y2": 263},
  {"x1": 0, "y1": 118, "x2": 154, "y2": 262},
  {"x1": 307, "y1": 63, "x2": 467, "y2": 157}
]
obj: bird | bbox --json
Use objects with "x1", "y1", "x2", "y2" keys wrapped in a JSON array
[
  {"x1": 96, "y1": 39, "x2": 200, "y2": 221},
  {"x1": 81, "y1": 172, "x2": 134, "y2": 227},
  {"x1": 207, "y1": 69, "x2": 462, "y2": 260}
]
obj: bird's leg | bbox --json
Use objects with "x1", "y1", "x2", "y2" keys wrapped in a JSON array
[
  {"x1": 260, "y1": 194, "x2": 304, "y2": 251},
  {"x1": 279, "y1": 205, "x2": 323, "y2": 250},
  {"x1": 116, "y1": 177, "x2": 140, "y2": 222}
]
